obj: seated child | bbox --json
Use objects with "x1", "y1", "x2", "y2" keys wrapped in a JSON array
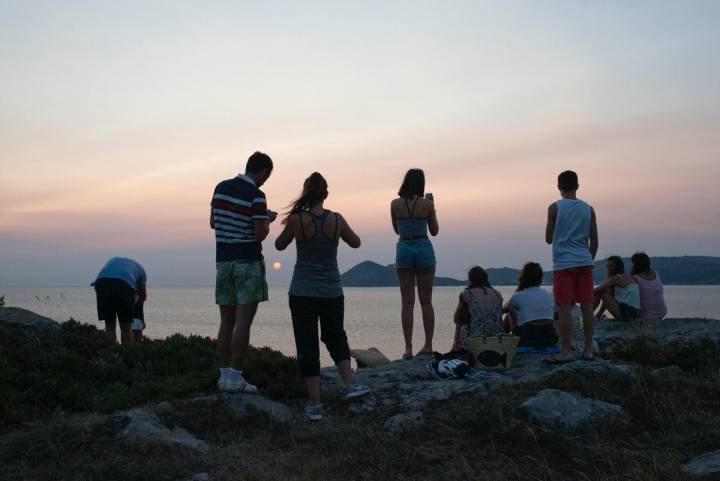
[
  {"x1": 452, "y1": 266, "x2": 504, "y2": 349},
  {"x1": 631, "y1": 252, "x2": 667, "y2": 320},
  {"x1": 504, "y1": 262, "x2": 558, "y2": 348},
  {"x1": 594, "y1": 255, "x2": 640, "y2": 321}
]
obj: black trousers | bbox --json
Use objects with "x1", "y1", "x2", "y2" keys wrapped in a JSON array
[
  {"x1": 289, "y1": 295, "x2": 350, "y2": 377},
  {"x1": 513, "y1": 322, "x2": 559, "y2": 348}
]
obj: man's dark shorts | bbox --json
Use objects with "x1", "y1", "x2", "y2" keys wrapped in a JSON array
[{"x1": 94, "y1": 278, "x2": 135, "y2": 324}]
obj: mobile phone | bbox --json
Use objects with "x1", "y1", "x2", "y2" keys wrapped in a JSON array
[{"x1": 425, "y1": 192, "x2": 434, "y2": 201}]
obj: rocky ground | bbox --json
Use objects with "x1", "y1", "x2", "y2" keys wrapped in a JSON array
[{"x1": 2, "y1": 307, "x2": 720, "y2": 481}]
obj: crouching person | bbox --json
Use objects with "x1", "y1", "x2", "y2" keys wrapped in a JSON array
[
  {"x1": 93, "y1": 256, "x2": 147, "y2": 344},
  {"x1": 504, "y1": 262, "x2": 558, "y2": 348}
]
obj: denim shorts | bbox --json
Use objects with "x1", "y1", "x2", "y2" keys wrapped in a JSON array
[{"x1": 395, "y1": 239, "x2": 436, "y2": 270}]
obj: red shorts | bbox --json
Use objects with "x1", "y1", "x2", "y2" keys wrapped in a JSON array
[{"x1": 553, "y1": 266, "x2": 594, "y2": 306}]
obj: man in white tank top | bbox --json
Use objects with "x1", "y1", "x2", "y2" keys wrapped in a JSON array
[{"x1": 545, "y1": 170, "x2": 599, "y2": 363}]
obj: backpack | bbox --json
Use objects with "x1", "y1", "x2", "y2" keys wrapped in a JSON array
[{"x1": 426, "y1": 358, "x2": 470, "y2": 380}]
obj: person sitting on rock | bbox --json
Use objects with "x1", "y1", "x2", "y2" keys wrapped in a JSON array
[
  {"x1": 593, "y1": 256, "x2": 640, "y2": 321},
  {"x1": 452, "y1": 266, "x2": 504, "y2": 350},
  {"x1": 503, "y1": 262, "x2": 558, "y2": 348},
  {"x1": 631, "y1": 252, "x2": 667, "y2": 320},
  {"x1": 92, "y1": 256, "x2": 147, "y2": 344}
]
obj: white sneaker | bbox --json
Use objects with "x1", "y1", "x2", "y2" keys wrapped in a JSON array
[
  {"x1": 220, "y1": 369, "x2": 258, "y2": 394},
  {"x1": 217, "y1": 370, "x2": 227, "y2": 391},
  {"x1": 342, "y1": 383, "x2": 371, "y2": 400},
  {"x1": 304, "y1": 403, "x2": 322, "y2": 421}
]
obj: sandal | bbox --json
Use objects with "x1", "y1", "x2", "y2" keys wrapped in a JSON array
[{"x1": 543, "y1": 354, "x2": 575, "y2": 365}]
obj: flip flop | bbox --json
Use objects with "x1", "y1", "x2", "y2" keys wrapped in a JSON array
[{"x1": 543, "y1": 354, "x2": 575, "y2": 365}]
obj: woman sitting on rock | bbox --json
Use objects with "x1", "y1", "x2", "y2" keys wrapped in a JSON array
[
  {"x1": 503, "y1": 262, "x2": 558, "y2": 348},
  {"x1": 593, "y1": 256, "x2": 641, "y2": 321},
  {"x1": 452, "y1": 266, "x2": 504, "y2": 349},
  {"x1": 631, "y1": 252, "x2": 667, "y2": 320}
]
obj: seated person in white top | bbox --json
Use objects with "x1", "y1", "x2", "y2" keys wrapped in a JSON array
[
  {"x1": 503, "y1": 262, "x2": 558, "y2": 348},
  {"x1": 593, "y1": 255, "x2": 640, "y2": 321}
]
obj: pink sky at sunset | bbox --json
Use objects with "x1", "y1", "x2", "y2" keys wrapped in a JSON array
[{"x1": 1, "y1": 1, "x2": 719, "y2": 286}]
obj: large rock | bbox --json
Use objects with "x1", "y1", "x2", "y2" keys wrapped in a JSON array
[
  {"x1": 321, "y1": 357, "x2": 492, "y2": 412},
  {"x1": 384, "y1": 411, "x2": 424, "y2": 437},
  {"x1": 108, "y1": 408, "x2": 209, "y2": 452},
  {"x1": 681, "y1": 449, "x2": 720, "y2": 477},
  {"x1": 650, "y1": 365, "x2": 685, "y2": 383},
  {"x1": 180, "y1": 392, "x2": 291, "y2": 423},
  {"x1": 595, "y1": 318, "x2": 720, "y2": 351},
  {"x1": 0, "y1": 306, "x2": 62, "y2": 346},
  {"x1": 220, "y1": 393, "x2": 291, "y2": 423},
  {"x1": 522, "y1": 389, "x2": 625, "y2": 429}
]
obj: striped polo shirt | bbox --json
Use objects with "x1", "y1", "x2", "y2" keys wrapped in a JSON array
[{"x1": 211, "y1": 174, "x2": 269, "y2": 262}]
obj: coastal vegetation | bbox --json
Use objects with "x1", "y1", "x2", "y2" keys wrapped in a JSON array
[
  {"x1": 0, "y1": 319, "x2": 302, "y2": 427},
  {"x1": 1, "y1": 318, "x2": 719, "y2": 480}
]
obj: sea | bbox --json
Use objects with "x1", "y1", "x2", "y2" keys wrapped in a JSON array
[{"x1": 2, "y1": 286, "x2": 719, "y2": 365}]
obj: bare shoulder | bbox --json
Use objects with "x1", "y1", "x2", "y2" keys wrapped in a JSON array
[{"x1": 418, "y1": 197, "x2": 434, "y2": 208}]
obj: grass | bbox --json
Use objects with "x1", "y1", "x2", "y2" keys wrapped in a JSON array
[
  {"x1": 0, "y1": 413, "x2": 202, "y2": 481},
  {"x1": 0, "y1": 319, "x2": 304, "y2": 427},
  {"x1": 1, "y1": 323, "x2": 718, "y2": 481}
]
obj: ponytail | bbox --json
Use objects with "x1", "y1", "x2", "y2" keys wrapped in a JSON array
[{"x1": 283, "y1": 172, "x2": 328, "y2": 224}]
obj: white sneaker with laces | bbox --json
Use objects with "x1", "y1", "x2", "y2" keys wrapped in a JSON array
[
  {"x1": 216, "y1": 369, "x2": 228, "y2": 391},
  {"x1": 342, "y1": 383, "x2": 371, "y2": 400},
  {"x1": 220, "y1": 369, "x2": 258, "y2": 394},
  {"x1": 304, "y1": 403, "x2": 322, "y2": 421}
]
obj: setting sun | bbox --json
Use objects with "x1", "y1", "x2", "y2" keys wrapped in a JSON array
[{"x1": 272, "y1": 262, "x2": 283, "y2": 271}]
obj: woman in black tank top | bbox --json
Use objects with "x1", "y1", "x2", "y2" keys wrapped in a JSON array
[{"x1": 275, "y1": 172, "x2": 370, "y2": 420}]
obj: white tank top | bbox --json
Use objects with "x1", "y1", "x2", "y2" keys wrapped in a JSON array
[
  {"x1": 615, "y1": 283, "x2": 640, "y2": 309},
  {"x1": 552, "y1": 199, "x2": 593, "y2": 270}
]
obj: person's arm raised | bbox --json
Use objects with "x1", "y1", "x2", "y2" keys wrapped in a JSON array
[
  {"x1": 427, "y1": 198, "x2": 439, "y2": 236},
  {"x1": 338, "y1": 213, "x2": 361, "y2": 248},
  {"x1": 545, "y1": 203, "x2": 557, "y2": 245},
  {"x1": 275, "y1": 215, "x2": 297, "y2": 251},
  {"x1": 589, "y1": 206, "x2": 599, "y2": 260}
]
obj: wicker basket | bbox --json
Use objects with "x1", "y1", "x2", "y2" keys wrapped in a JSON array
[{"x1": 464, "y1": 335, "x2": 520, "y2": 371}]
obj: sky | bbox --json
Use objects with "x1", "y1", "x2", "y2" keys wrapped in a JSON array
[{"x1": 1, "y1": 1, "x2": 719, "y2": 286}]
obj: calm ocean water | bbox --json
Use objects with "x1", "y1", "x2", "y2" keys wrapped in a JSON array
[{"x1": 2, "y1": 286, "x2": 719, "y2": 364}]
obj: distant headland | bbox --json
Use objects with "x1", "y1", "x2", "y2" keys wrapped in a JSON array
[{"x1": 340, "y1": 256, "x2": 720, "y2": 287}]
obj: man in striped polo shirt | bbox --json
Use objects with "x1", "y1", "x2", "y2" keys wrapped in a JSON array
[{"x1": 210, "y1": 151, "x2": 277, "y2": 393}]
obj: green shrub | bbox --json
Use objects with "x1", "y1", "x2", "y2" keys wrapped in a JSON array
[{"x1": 0, "y1": 320, "x2": 303, "y2": 426}]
